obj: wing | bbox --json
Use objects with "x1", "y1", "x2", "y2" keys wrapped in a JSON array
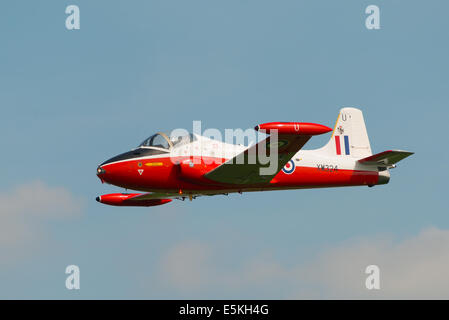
[
  {"x1": 357, "y1": 150, "x2": 414, "y2": 167},
  {"x1": 205, "y1": 122, "x2": 332, "y2": 185},
  {"x1": 205, "y1": 134, "x2": 310, "y2": 185},
  {"x1": 126, "y1": 192, "x2": 179, "y2": 201}
]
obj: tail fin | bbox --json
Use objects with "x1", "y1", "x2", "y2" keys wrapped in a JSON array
[{"x1": 318, "y1": 107, "x2": 372, "y2": 158}]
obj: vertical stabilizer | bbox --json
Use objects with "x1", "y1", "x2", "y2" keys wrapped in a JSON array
[{"x1": 317, "y1": 107, "x2": 372, "y2": 158}]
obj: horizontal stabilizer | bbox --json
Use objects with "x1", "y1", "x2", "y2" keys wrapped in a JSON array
[{"x1": 358, "y1": 150, "x2": 413, "y2": 166}]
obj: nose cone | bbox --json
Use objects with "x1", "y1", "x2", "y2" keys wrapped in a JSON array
[
  {"x1": 97, "y1": 148, "x2": 166, "y2": 188},
  {"x1": 97, "y1": 166, "x2": 106, "y2": 175},
  {"x1": 96, "y1": 158, "x2": 130, "y2": 188},
  {"x1": 96, "y1": 166, "x2": 106, "y2": 183}
]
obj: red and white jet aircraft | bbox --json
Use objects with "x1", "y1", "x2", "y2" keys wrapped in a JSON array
[{"x1": 96, "y1": 107, "x2": 413, "y2": 207}]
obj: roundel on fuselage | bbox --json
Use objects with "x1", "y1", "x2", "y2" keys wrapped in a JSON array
[{"x1": 282, "y1": 160, "x2": 295, "y2": 174}]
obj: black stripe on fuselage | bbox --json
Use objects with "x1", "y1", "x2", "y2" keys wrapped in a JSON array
[{"x1": 101, "y1": 148, "x2": 169, "y2": 166}]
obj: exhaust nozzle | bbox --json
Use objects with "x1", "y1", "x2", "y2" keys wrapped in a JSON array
[{"x1": 377, "y1": 169, "x2": 390, "y2": 185}]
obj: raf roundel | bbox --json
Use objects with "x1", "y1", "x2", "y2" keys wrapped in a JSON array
[{"x1": 282, "y1": 160, "x2": 295, "y2": 174}]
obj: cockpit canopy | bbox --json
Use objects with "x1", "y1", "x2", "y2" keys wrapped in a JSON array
[{"x1": 138, "y1": 132, "x2": 196, "y2": 150}]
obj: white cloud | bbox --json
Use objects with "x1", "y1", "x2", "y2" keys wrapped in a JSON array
[
  {"x1": 0, "y1": 181, "x2": 83, "y2": 256},
  {"x1": 297, "y1": 227, "x2": 449, "y2": 299},
  {"x1": 159, "y1": 241, "x2": 213, "y2": 291},
  {"x1": 157, "y1": 227, "x2": 449, "y2": 299}
]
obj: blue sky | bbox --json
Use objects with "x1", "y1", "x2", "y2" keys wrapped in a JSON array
[{"x1": 0, "y1": 0, "x2": 448, "y2": 299}]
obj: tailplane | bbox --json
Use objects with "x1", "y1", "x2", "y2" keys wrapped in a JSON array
[{"x1": 358, "y1": 150, "x2": 414, "y2": 167}]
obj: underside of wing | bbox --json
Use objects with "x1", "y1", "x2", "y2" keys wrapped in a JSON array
[
  {"x1": 97, "y1": 190, "x2": 247, "y2": 206},
  {"x1": 358, "y1": 150, "x2": 414, "y2": 167},
  {"x1": 205, "y1": 122, "x2": 332, "y2": 185}
]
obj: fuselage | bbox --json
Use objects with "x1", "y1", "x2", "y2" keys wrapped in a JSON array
[{"x1": 97, "y1": 134, "x2": 388, "y2": 196}]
